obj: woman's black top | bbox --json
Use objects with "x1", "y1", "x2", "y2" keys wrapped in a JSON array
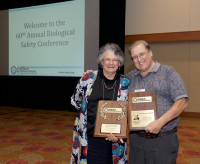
[{"x1": 87, "y1": 70, "x2": 120, "y2": 139}]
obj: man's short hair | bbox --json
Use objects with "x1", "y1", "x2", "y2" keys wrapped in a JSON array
[{"x1": 128, "y1": 40, "x2": 151, "y2": 55}]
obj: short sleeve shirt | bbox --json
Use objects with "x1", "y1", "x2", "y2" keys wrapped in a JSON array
[{"x1": 126, "y1": 61, "x2": 188, "y2": 133}]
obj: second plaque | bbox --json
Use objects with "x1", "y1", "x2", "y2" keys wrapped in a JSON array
[{"x1": 128, "y1": 91, "x2": 158, "y2": 131}]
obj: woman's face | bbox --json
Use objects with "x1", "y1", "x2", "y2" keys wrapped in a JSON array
[{"x1": 101, "y1": 50, "x2": 120, "y2": 75}]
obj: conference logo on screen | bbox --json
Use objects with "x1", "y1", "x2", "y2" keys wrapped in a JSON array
[
  {"x1": 11, "y1": 66, "x2": 17, "y2": 74},
  {"x1": 10, "y1": 66, "x2": 37, "y2": 75}
]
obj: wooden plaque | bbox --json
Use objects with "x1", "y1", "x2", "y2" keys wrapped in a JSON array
[
  {"x1": 94, "y1": 100, "x2": 128, "y2": 138},
  {"x1": 128, "y1": 91, "x2": 158, "y2": 131}
]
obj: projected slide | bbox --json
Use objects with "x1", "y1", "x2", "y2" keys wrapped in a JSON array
[{"x1": 9, "y1": 0, "x2": 85, "y2": 77}]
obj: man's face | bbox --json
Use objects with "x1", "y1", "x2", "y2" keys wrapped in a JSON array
[{"x1": 130, "y1": 43, "x2": 154, "y2": 76}]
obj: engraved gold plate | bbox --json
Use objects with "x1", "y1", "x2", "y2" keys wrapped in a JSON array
[
  {"x1": 101, "y1": 124, "x2": 121, "y2": 134},
  {"x1": 132, "y1": 96, "x2": 152, "y2": 103}
]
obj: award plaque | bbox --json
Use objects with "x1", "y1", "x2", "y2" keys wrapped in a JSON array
[
  {"x1": 94, "y1": 100, "x2": 128, "y2": 138},
  {"x1": 128, "y1": 91, "x2": 158, "y2": 131}
]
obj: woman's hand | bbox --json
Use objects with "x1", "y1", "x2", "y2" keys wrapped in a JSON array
[{"x1": 106, "y1": 133, "x2": 124, "y2": 143}]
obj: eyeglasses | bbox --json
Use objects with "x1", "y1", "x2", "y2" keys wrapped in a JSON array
[
  {"x1": 103, "y1": 58, "x2": 119, "y2": 63},
  {"x1": 131, "y1": 50, "x2": 149, "y2": 60}
]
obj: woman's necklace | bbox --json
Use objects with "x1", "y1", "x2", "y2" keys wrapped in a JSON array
[
  {"x1": 102, "y1": 79, "x2": 116, "y2": 90},
  {"x1": 102, "y1": 79, "x2": 116, "y2": 100}
]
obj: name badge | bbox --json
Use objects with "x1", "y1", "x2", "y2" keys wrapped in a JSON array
[{"x1": 135, "y1": 89, "x2": 145, "y2": 92}]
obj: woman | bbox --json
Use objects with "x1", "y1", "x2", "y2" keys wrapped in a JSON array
[{"x1": 70, "y1": 43, "x2": 129, "y2": 164}]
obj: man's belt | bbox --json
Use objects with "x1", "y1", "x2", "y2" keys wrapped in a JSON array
[{"x1": 137, "y1": 127, "x2": 177, "y2": 139}]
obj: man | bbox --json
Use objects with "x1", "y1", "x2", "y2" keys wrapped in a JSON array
[{"x1": 127, "y1": 40, "x2": 188, "y2": 164}]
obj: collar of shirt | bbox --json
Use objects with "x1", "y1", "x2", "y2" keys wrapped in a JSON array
[
  {"x1": 135, "y1": 61, "x2": 161, "y2": 76},
  {"x1": 99, "y1": 69, "x2": 119, "y2": 83}
]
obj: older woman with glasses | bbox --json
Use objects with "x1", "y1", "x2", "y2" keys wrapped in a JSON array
[{"x1": 70, "y1": 43, "x2": 129, "y2": 164}]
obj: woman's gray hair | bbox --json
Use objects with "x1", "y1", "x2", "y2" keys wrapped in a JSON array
[
  {"x1": 128, "y1": 40, "x2": 151, "y2": 55},
  {"x1": 97, "y1": 43, "x2": 124, "y2": 67}
]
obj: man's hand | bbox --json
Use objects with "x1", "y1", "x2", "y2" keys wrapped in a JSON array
[
  {"x1": 81, "y1": 70, "x2": 93, "y2": 78},
  {"x1": 106, "y1": 133, "x2": 124, "y2": 143},
  {"x1": 145, "y1": 119, "x2": 163, "y2": 134},
  {"x1": 145, "y1": 98, "x2": 188, "y2": 134}
]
